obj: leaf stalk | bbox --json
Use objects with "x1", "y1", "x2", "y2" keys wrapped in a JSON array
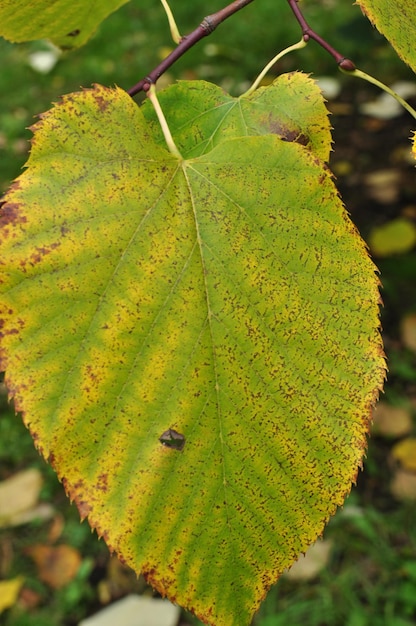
[
  {"x1": 243, "y1": 38, "x2": 307, "y2": 97},
  {"x1": 146, "y1": 84, "x2": 183, "y2": 159},
  {"x1": 160, "y1": 0, "x2": 182, "y2": 44},
  {"x1": 342, "y1": 68, "x2": 416, "y2": 121}
]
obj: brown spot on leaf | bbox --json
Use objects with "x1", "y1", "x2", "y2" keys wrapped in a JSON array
[
  {"x1": 0, "y1": 202, "x2": 27, "y2": 233},
  {"x1": 74, "y1": 498, "x2": 93, "y2": 521},
  {"x1": 62, "y1": 478, "x2": 93, "y2": 521},
  {"x1": 262, "y1": 114, "x2": 309, "y2": 146},
  {"x1": 66, "y1": 29, "x2": 80, "y2": 37},
  {"x1": 142, "y1": 564, "x2": 173, "y2": 597},
  {"x1": 91, "y1": 85, "x2": 113, "y2": 113},
  {"x1": 95, "y1": 473, "x2": 109, "y2": 493},
  {"x1": 19, "y1": 242, "x2": 61, "y2": 270}
]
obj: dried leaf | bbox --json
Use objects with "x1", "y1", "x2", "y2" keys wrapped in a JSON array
[
  {"x1": 26, "y1": 544, "x2": 82, "y2": 589},
  {"x1": 391, "y1": 469, "x2": 416, "y2": 501},
  {"x1": 392, "y1": 438, "x2": 416, "y2": 472},
  {"x1": 284, "y1": 540, "x2": 332, "y2": 581},
  {"x1": 0, "y1": 468, "x2": 43, "y2": 528},
  {"x1": 79, "y1": 595, "x2": 180, "y2": 626},
  {"x1": 401, "y1": 313, "x2": 416, "y2": 352},
  {"x1": 371, "y1": 402, "x2": 413, "y2": 438}
]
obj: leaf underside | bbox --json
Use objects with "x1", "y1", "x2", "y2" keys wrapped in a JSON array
[
  {"x1": 0, "y1": 81, "x2": 385, "y2": 626},
  {"x1": 358, "y1": 0, "x2": 416, "y2": 73},
  {"x1": 0, "y1": 0, "x2": 129, "y2": 48}
]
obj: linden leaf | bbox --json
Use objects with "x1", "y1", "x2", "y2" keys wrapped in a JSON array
[
  {"x1": 0, "y1": 0, "x2": 129, "y2": 49},
  {"x1": 357, "y1": 0, "x2": 416, "y2": 73},
  {"x1": 0, "y1": 84, "x2": 385, "y2": 626},
  {"x1": 141, "y1": 73, "x2": 332, "y2": 162}
]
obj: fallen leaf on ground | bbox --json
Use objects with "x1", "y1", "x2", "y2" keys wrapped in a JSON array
[
  {"x1": 18, "y1": 586, "x2": 42, "y2": 611},
  {"x1": 360, "y1": 82, "x2": 416, "y2": 120},
  {"x1": 284, "y1": 540, "x2": 332, "y2": 581},
  {"x1": 391, "y1": 469, "x2": 416, "y2": 501},
  {"x1": 364, "y1": 169, "x2": 402, "y2": 204},
  {"x1": 401, "y1": 313, "x2": 416, "y2": 352},
  {"x1": 368, "y1": 218, "x2": 416, "y2": 256},
  {"x1": 79, "y1": 594, "x2": 180, "y2": 626},
  {"x1": 46, "y1": 513, "x2": 65, "y2": 544},
  {"x1": 98, "y1": 556, "x2": 144, "y2": 604},
  {"x1": 391, "y1": 438, "x2": 416, "y2": 472},
  {"x1": 4, "y1": 503, "x2": 55, "y2": 528},
  {"x1": 0, "y1": 577, "x2": 24, "y2": 614},
  {"x1": 25, "y1": 544, "x2": 82, "y2": 589},
  {"x1": 372, "y1": 402, "x2": 413, "y2": 438},
  {"x1": 0, "y1": 468, "x2": 43, "y2": 528}
]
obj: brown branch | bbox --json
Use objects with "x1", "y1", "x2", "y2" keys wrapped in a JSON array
[
  {"x1": 127, "y1": 0, "x2": 255, "y2": 97},
  {"x1": 287, "y1": 0, "x2": 355, "y2": 70}
]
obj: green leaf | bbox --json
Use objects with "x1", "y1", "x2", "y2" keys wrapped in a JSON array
[
  {"x1": 368, "y1": 218, "x2": 416, "y2": 257},
  {"x1": 357, "y1": 0, "x2": 416, "y2": 73},
  {"x1": 142, "y1": 73, "x2": 332, "y2": 162},
  {"x1": 0, "y1": 0, "x2": 130, "y2": 49},
  {"x1": 0, "y1": 84, "x2": 385, "y2": 626}
]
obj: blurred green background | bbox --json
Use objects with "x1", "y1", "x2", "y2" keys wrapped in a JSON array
[{"x1": 1, "y1": 1, "x2": 416, "y2": 625}]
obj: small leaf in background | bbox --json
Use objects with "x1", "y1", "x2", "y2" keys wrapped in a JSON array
[
  {"x1": 25, "y1": 545, "x2": 82, "y2": 589},
  {"x1": 368, "y1": 218, "x2": 416, "y2": 257},
  {"x1": 401, "y1": 313, "x2": 416, "y2": 351},
  {"x1": 0, "y1": 468, "x2": 43, "y2": 528},
  {"x1": 28, "y1": 45, "x2": 61, "y2": 74},
  {"x1": 390, "y1": 469, "x2": 416, "y2": 501},
  {"x1": 98, "y1": 556, "x2": 145, "y2": 604},
  {"x1": 392, "y1": 438, "x2": 416, "y2": 472},
  {"x1": 79, "y1": 595, "x2": 180, "y2": 626},
  {"x1": 360, "y1": 82, "x2": 416, "y2": 120},
  {"x1": 284, "y1": 540, "x2": 332, "y2": 581},
  {"x1": 357, "y1": 0, "x2": 416, "y2": 73},
  {"x1": 18, "y1": 587, "x2": 43, "y2": 612},
  {"x1": 390, "y1": 436, "x2": 416, "y2": 510},
  {"x1": 371, "y1": 402, "x2": 413, "y2": 438},
  {"x1": 364, "y1": 169, "x2": 401, "y2": 204},
  {"x1": 0, "y1": 577, "x2": 24, "y2": 614},
  {"x1": 0, "y1": 0, "x2": 129, "y2": 49}
]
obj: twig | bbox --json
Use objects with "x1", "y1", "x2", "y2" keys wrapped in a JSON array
[
  {"x1": 128, "y1": 0, "x2": 255, "y2": 96},
  {"x1": 287, "y1": 0, "x2": 355, "y2": 70}
]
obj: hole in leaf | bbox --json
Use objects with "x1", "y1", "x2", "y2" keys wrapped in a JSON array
[{"x1": 159, "y1": 428, "x2": 185, "y2": 451}]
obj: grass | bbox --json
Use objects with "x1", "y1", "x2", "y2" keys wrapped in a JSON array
[{"x1": 1, "y1": 1, "x2": 416, "y2": 625}]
